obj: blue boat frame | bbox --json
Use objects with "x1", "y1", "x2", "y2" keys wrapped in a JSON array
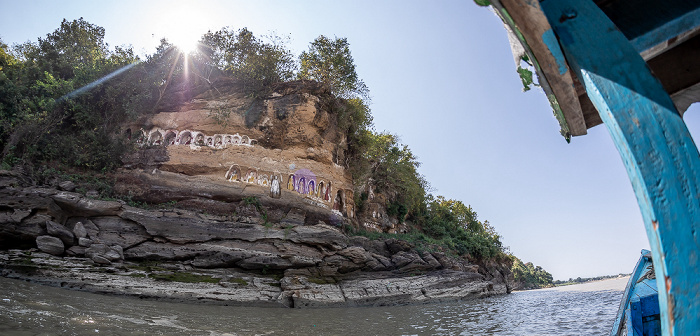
[{"x1": 486, "y1": 1, "x2": 700, "y2": 334}]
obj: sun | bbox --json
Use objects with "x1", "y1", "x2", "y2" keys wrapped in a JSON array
[
  {"x1": 157, "y1": 5, "x2": 208, "y2": 54},
  {"x1": 169, "y1": 32, "x2": 199, "y2": 54}
]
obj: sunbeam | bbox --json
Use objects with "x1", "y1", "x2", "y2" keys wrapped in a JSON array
[{"x1": 59, "y1": 62, "x2": 139, "y2": 101}]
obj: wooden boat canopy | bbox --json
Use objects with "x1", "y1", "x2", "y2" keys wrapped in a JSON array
[{"x1": 490, "y1": 0, "x2": 700, "y2": 139}]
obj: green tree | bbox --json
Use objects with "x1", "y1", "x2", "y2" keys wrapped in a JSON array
[
  {"x1": 198, "y1": 27, "x2": 296, "y2": 95},
  {"x1": 1, "y1": 18, "x2": 145, "y2": 170},
  {"x1": 298, "y1": 35, "x2": 368, "y2": 100},
  {"x1": 511, "y1": 257, "x2": 554, "y2": 288}
]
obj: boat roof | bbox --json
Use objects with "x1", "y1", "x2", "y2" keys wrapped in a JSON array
[{"x1": 491, "y1": 0, "x2": 700, "y2": 139}]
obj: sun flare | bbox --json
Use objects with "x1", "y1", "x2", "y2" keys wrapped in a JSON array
[{"x1": 157, "y1": 5, "x2": 208, "y2": 54}]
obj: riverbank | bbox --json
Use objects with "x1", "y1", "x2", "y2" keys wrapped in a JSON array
[
  {"x1": 0, "y1": 271, "x2": 623, "y2": 335},
  {"x1": 0, "y1": 249, "x2": 507, "y2": 308},
  {"x1": 0, "y1": 180, "x2": 514, "y2": 308}
]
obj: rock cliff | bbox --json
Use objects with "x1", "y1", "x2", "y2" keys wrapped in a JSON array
[
  {"x1": 0, "y1": 173, "x2": 514, "y2": 307},
  {"x1": 118, "y1": 79, "x2": 358, "y2": 222}
]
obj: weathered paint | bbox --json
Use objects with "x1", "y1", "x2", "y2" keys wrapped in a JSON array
[
  {"x1": 541, "y1": 29, "x2": 567, "y2": 75},
  {"x1": 539, "y1": 0, "x2": 700, "y2": 335},
  {"x1": 631, "y1": 8, "x2": 700, "y2": 53},
  {"x1": 611, "y1": 250, "x2": 651, "y2": 335}
]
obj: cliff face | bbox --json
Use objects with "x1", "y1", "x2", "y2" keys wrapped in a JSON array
[
  {"x1": 119, "y1": 80, "x2": 356, "y2": 221},
  {"x1": 0, "y1": 79, "x2": 516, "y2": 307},
  {"x1": 0, "y1": 177, "x2": 514, "y2": 307}
]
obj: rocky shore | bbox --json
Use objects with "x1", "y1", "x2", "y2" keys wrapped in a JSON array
[{"x1": 0, "y1": 173, "x2": 513, "y2": 308}]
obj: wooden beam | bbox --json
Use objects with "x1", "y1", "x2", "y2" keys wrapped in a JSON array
[
  {"x1": 497, "y1": 0, "x2": 588, "y2": 137},
  {"x1": 647, "y1": 33, "x2": 700, "y2": 114},
  {"x1": 540, "y1": 1, "x2": 700, "y2": 335}
]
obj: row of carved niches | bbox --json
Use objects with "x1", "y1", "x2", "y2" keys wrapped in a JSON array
[
  {"x1": 126, "y1": 128, "x2": 257, "y2": 148},
  {"x1": 225, "y1": 165, "x2": 354, "y2": 217}
]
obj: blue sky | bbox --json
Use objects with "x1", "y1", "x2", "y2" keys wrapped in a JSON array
[{"x1": 2, "y1": 0, "x2": 698, "y2": 280}]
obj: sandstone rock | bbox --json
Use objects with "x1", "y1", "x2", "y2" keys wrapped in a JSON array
[
  {"x1": 52, "y1": 192, "x2": 122, "y2": 216},
  {"x1": 391, "y1": 251, "x2": 415, "y2": 268},
  {"x1": 0, "y1": 214, "x2": 49, "y2": 248},
  {"x1": 46, "y1": 220, "x2": 75, "y2": 246},
  {"x1": 91, "y1": 216, "x2": 150, "y2": 247},
  {"x1": 85, "y1": 243, "x2": 123, "y2": 263},
  {"x1": 288, "y1": 224, "x2": 348, "y2": 250},
  {"x1": 85, "y1": 243, "x2": 109, "y2": 259},
  {"x1": 237, "y1": 254, "x2": 293, "y2": 270},
  {"x1": 66, "y1": 245, "x2": 86, "y2": 256},
  {"x1": 280, "y1": 208, "x2": 306, "y2": 226},
  {"x1": 92, "y1": 255, "x2": 111, "y2": 265},
  {"x1": 57, "y1": 181, "x2": 76, "y2": 192},
  {"x1": 10, "y1": 209, "x2": 32, "y2": 222},
  {"x1": 386, "y1": 239, "x2": 412, "y2": 254},
  {"x1": 66, "y1": 218, "x2": 99, "y2": 240},
  {"x1": 120, "y1": 207, "x2": 283, "y2": 244},
  {"x1": 323, "y1": 254, "x2": 361, "y2": 273},
  {"x1": 191, "y1": 251, "x2": 246, "y2": 268},
  {"x1": 372, "y1": 253, "x2": 393, "y2": 268},
  {"x1": 78, "y1": 237, "x2": 93, "y2": 247},
  {"x1": 85, "y1": 190, "x2": 99, "y2": 198},
  {"x1": 349, "y1": 236, "x2": 392, "y2": 257},
  {"x1": 72, "y1": 222, "x2": 87, "y2": 239},
  {"x1": 36, "y1": 235, "x2": 64, "y2": 255},
  {"x1": 421, "y1": 251, "x2": 443, "y2": 269},
  {"x1": 103, "y1": 248, "x2": 121, "y2": 261},
  {"x1": 337, "y1": 247, "x2": 372, "y2": 265},
  {"x1": 111, "y1": 245, "x2": 124, "y2": 260}
]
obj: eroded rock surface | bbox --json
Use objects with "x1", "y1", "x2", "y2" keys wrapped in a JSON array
[{"x1": 0, "y1": 178, "x2": 514, "y2": 307}]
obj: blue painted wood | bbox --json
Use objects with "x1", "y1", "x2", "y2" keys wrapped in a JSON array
[
  {"x1": 629, "y1": 7, "x2": 700, "y2": 54},
  {"x1": 593, "y1": 0, "x2": 700, "y2": 53},
  {"x1": 539, "y1": 1, "x2": 700, "y2": 335},
  {"x1": 611, "y1": 250, "x2": 652, "y2": 335},
  {"x1": 625, "y1": 307, "x2": 635, "y2": 336},
  {"x1": 631, "y1": 298, "x2": 644, "y2": 336}
]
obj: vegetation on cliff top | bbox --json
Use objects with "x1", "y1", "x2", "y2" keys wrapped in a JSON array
[
  {"x1": 0, "y1": 19, "x2": 546, "y2": 273},
  {"x1": 511, "y1": 257, "x2": 554, "y2": 289}
]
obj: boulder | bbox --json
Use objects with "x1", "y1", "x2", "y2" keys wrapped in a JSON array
[
  {"x1": 0, "y1": 214, "x2": 49, "y2": 248},
  {"x1": 78, "y1": 237, "x2": 93, "y2": 247},
  {"x1": 36, "y1": 235, "x2": 64, "y2": 255},
  {"x1": 421, "y1": 251, "x2": 443, "y2": 269},
  {"x1": 85, "y1": 243, "x2": 123, "y2": 263},
  {"x1": 91, "y1": 216, "x2": 150, "y2": 247},
  {"x1": 72, "y1": 222, "x2": 87, "y2": 239},
  {"x1": 57, "y1": 181, "x2": 76, "y2": 192},
  {"x1": 52, "y1": 192, "x2": 122, "y2": 216},
  {"x1": 391, "y1": 251, "x2": 417, "y2": 268},
  {"x1": 66, "y1": 246, "x2": 86, "y2": 257},
  {"x1": 337, "y1": 247, "x2": 372, "y2": 265},
  {"x1": 386, "y1": 239, "x2": 413, "y2": 254},
  {"x1": 46, "y1": 220, "x2": 75, "y2": 246},
  {"x1": 288, "y1": 224, "x2": 348, "y2": 250},
  {"x1": 67, "y1": 218, "x2": 99, "y2": 240}
]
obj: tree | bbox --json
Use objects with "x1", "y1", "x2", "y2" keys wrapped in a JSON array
[
  {"x1": 298, "y1": 35, "x2": 368, "y2": 100},
  {"x1": 0, "y1": 18, "x2": 145, "y2": 170},
  {"x1": 198, "y1": 27, "x2": 296, "y2": 95}
]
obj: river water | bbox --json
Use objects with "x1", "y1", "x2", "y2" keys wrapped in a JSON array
[{"x1": 0, "y1": 276, "x2": 627, "y2": 335}]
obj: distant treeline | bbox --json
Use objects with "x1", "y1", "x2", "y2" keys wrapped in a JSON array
[{"x1": 553, "y1": 274, "x2": 630, "y2": 286}]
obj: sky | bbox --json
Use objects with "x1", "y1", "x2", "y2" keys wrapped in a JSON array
[{"x1": 1, "y1": 0, "x2": 698, "y2": 281}]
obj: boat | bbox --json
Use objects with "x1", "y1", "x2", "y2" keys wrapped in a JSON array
[
  {"x1": 611, "y1": 250, "x2": 660, "y2": 336},
  {"x1": 480, "y1": 1, "x2": 700, "y2": 334}
]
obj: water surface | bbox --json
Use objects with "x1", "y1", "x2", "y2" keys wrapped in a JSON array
[{"x1": 0, "y1": 276, "x2": 627, "y2": 335}]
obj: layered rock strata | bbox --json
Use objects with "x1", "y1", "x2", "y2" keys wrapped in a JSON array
[{"x1": 0, "y1": 177, "x2": 513, "y2": 307}]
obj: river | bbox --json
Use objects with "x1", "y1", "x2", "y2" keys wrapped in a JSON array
[{"x1": 0, "y1": 276, "x2": 627, "y2": 335}]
